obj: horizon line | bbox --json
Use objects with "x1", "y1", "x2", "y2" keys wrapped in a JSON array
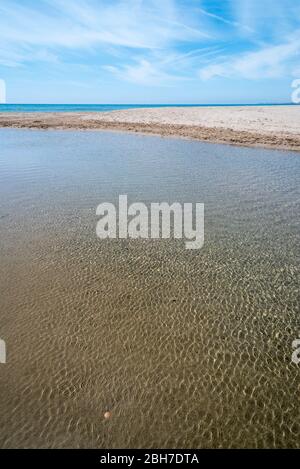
[{"x1": 0, "y1": 102, "x2": 297, "y2": 106}]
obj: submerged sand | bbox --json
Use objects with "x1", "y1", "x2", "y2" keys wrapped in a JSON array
[
  {"x1": 0, "y1": 130, "x2": 299, "y2": 448},
  {"x1": 0, "y1": 105, "x2": 300, "y2": 151}
]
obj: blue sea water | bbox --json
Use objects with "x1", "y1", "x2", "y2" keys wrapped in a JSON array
[{"x1": 0, "y1": 103, "x2": 294, "y2": 112}]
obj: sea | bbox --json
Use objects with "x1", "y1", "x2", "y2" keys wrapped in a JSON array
[{"x1": 0, "y1": 103, "x2": 295, "y2": 112}]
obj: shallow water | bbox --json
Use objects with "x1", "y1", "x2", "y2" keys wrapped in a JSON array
[{"x1": 0, "y1": 129, "x2": 299, "y2": 448}]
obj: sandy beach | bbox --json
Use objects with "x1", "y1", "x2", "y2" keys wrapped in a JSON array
[{"x1": 0, "y1": 105, "x2": 300, "y2": 151}]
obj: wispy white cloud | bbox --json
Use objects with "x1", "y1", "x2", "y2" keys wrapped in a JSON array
[
  {"x1": 0, "y1": 0, "x2": 211, "y2": 60},
  {"x1": 103, "y1": 45, "x2": 226, "y2": 85},
  {"x1": 0, "y1": 0, "x2": 217, "y2": 86},
  {"x1": 230, "y1": 0, "x2": 300, "y2": 38},
  {"x1": 0, "y1": 0, "x2": 300, "y2": 91},
  {"x1": 0, "y1": 42, "x2": 60, "y2": 68},
  {"x1": 199, "y1": 32, "x2": 300, "y2": 80},
  {"x1": 103, "y1": 60, "x2": 183, "y2": 86},
  {"x1": 198, "y1": 7, "x2": 254, "y2": 34}
]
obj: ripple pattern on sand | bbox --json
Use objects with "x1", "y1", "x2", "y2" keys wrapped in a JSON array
[{"x1": 0, "y1": 130, "x2": 299, "y2": 448}]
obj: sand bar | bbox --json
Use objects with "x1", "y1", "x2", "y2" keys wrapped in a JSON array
[{"x1": 1, "y1": 105, "x2": 300, "y2": 151}]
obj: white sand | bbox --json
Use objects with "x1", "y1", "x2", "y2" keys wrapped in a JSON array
[
  {"x1": 1, "y1": 105, "x2": 300, "y2": 151},
  {"x1": 88, "y1": 105, "x2": 300, "y2": 136}
]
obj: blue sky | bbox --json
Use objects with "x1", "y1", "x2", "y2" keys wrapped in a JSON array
[{"x1": 0, "y1": 0, "x2": 299, "y2": 104}]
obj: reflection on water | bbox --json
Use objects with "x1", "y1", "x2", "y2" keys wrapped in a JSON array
[{"x1": 0, "y1": 129, "x2": 299, "y2": 448}]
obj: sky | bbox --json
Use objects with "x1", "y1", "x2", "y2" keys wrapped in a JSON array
[{"x1": 0, "y1": 0, "x2": 299, "y2": 104}]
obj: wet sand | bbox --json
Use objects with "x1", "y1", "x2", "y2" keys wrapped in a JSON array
[
  {"x1": 0, "y1": 105, "x2": 300, "y2": 151},
  {"x1": 0, "y1": 130, "x2": 299, "y2": 448}
]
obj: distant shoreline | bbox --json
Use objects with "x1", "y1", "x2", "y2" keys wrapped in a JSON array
[
  {"x1": 1, "y1": 105, "x2": 300, "y2": 152},
  {"x1": 0, "y1": 103, "x2": 297, "y2": 113}
]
